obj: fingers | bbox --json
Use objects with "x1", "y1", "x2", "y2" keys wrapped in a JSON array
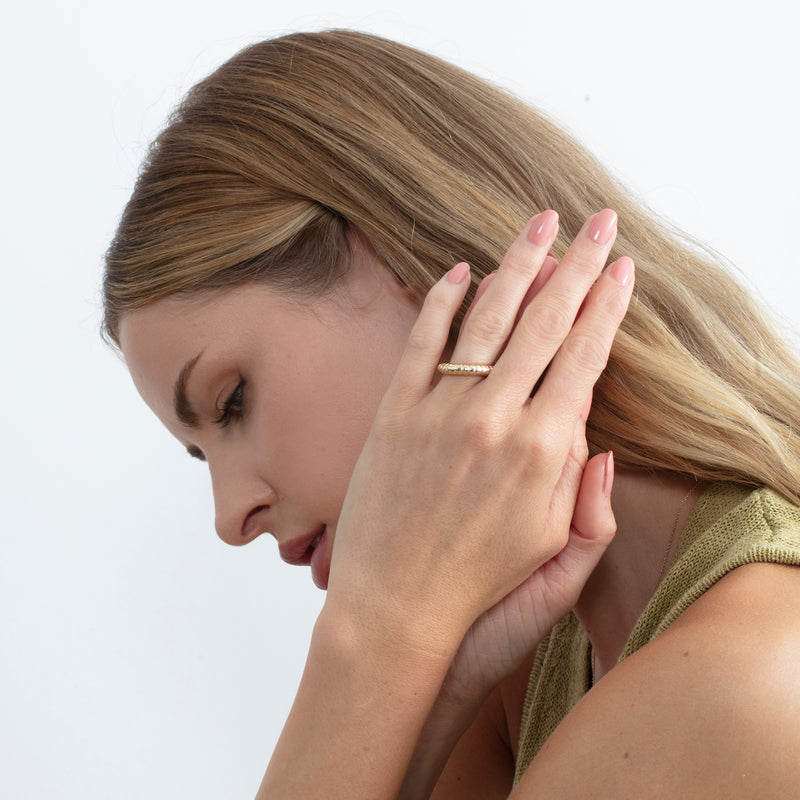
[
  {"x1": 460, "y1": 270, "x2": 496, "y2": 329},
  {"x1": 527, "y1": 254, "x2": 633, "y2": 432},
  {"x1": 460, "y1": 254, "x2": 558, "y2": 362},
  {"x1": 537, "y1": 451, "x2": 616, "y2": 611},
  {"x1": 447, "y1": 210, "x2": 559, "y2": 370},
  {"x1": 548, "y1": 402, "x2": 592, "y2": 538},
  {"x1": 385, "y1": 261, "x2": 472, "y2": 410},
  {"x1": 488, "y1": 209, "x2": 620, "y2": 402},
  {"x1": 390, "y1": 209, "x2": 632, "y2": 434},
  {"x1": 514, "y1": 255, "x2": 559, "y2": 330},
  {"x1": 571, "y1": 451, "x2": 615, "y2": 543}
]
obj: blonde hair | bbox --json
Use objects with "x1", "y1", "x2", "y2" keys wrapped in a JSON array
[{"x1": 103, "y1": 29, "x2": 800, "y2": 503}]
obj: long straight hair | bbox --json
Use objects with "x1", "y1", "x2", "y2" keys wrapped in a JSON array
[{"x1": 103, "y1": 30, "x2": 800, "y2": 503}]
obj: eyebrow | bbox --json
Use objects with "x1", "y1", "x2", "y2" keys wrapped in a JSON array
[{"x1": 173, "y1": 352, "x2": 203, "y2": 428}]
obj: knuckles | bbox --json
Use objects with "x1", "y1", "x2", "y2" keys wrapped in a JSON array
[
  {"x1": 520, "y1": 299, "x2": 573, "y2": 344},
  {"x1": 501, "y1": 247, "x2": 539, "y2": 280},
  {"x1": 464, "y1": 303, "x2": 513, "y2": 347},
  {"x1": 404, "y1": 324, "x2": 439, "y2": 357},
  {"x1": 603, "y1": 283, "x2": 633, "y2": 320},
  {"x1": 557, "y1": 330, "x2": 610, "y2": 375},
  {"x1": 564, "y1": 250, "x2": 604, "y2": 283},
  {"x1": 460, "y1": 409, "x2": 509, "y2": 451},
  {"x1": 509, "y1": 418, "x2": 561, "y2": 471}
]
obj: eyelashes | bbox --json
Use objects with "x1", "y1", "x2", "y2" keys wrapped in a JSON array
[
  {"x1": 214, "y1": 380, "x2": 245, "y2": 428},
  {"x1": 184, "y1": 377, "x2": 245, "y2": 460}
]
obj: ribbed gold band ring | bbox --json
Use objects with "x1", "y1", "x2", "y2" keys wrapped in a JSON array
[{"x1": 436, "y1": 362, "x2": 494, "y2": 377}]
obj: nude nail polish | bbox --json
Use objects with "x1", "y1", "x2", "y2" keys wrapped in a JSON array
[
  {"x1": 446, "y1": 262, "x2": 470, "y2": 283},
  {"x1": 608, "y1": 256, "x2": 634, "y2": 286},
  {"x1": 527, "y1": 210, "x2": 559, "y2": 246},
  {"x1": 587, "y1": 209, "x2": 617, "y2": 245}
]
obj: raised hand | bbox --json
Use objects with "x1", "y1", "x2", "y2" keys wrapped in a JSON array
[{"x1": 326, "y1": 209, "x2": 633, "y2": 659}]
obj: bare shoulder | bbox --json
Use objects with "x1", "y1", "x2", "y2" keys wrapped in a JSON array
[{"x1": 513, "y1": 563, "x2": 800, "y2": 799}]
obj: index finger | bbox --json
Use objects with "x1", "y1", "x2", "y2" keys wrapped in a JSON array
[{"x1": 382, "y1": 261, "x2": 472, "y2": 411}]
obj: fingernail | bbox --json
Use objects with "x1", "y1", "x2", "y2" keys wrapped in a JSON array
[
  {"x1": 586, "y1": 209, "x2": 617, "y2": 245},
  {"x1": 603, "y1": 451, "x2": 614, "y2": 498},
  {"x1": 527, "y1": 210, "x2": 559, "y2": 246},
  {"x1": 446, "y1": 262, "x2": 470, "y2": 283},
  {"x1": 608, "y1": 256, "x2": 634, "y2": 286}
]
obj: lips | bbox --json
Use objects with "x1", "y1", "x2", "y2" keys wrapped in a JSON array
[
  {"x1": 278, "y1": 525, "x2": 332, "y2": 589},
  {"x1": 278, "y1": 525, "x2": 326, "y2": 567}
]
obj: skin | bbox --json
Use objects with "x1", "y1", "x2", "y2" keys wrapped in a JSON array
[
  {"x1": 121, "y1": 234, "x2": 422, "y2": 588},
  {"x1": 120, "y1": 212, "x2": 800, "y2": 798}
]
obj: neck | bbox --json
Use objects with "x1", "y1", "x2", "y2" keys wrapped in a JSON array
[{"x1": 575, "y1": 467, "x2": 703, "y2": 682}]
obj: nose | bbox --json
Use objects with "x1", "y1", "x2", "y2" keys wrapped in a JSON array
[{"x1": 209, "y1": 450, "x2": 277, "y2": 547}]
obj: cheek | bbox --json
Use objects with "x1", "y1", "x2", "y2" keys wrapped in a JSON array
[
  {"x1": 264, "y1": 307, "x2": 415, "y2": 503},
  {"x1": 256, "y1": 358, "x2": 382, "y2": 507}
]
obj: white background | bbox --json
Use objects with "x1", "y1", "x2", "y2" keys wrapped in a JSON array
[{"x1": 2, "y1": 1, "x2": 797, "y2": 797}]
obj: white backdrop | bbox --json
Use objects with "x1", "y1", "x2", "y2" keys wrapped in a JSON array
[{"x1": 2, "y1": 1, "x2": 798, "y2": 797}]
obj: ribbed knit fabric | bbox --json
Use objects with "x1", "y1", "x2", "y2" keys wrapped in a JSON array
[{"x1": 514, "y1": 483, "x2": 800, "y2": 783}]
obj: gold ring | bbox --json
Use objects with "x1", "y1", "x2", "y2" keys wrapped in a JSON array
[{"x1": 437, "y1": 362, "x2": 493, "y2": 377}]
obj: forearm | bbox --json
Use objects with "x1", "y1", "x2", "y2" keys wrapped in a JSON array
[
  {"x1": 397, "y1": 688, "x2": 483, "y2": 800},
  {"x1": 255, "y1": 602, "x2": 458, "y2": 800}
]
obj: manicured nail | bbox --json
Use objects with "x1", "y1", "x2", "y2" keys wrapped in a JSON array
[
  {"x1": 603, "y1": 451, "x2": 614, "y2": 498},
  {"x1": 527, "y1": 210, "x2": 559, "y2": 246},
  {"x1": 586, "y1": 209, "x2": 617, "y2": 245},
  {"x1": 446, "y1": 262, "x2": 470, "y2": 283},
  {"x1": 608, "y1": 256, "x2": 634, "y2": 286}
]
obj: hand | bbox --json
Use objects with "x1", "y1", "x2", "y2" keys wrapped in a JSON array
[
  {"x1": 397, "y1": 453, "x2": 615, "y2": 800},
  {"x1": 441, "y1": 449, "x2": 615, "y2": 706},
  {"x1": 437, "y1": 257, "x2": 618, "y2": 704},
  {"x1": 428, "y1": 254, "x2": 616, "y2": 701},
  {"x1": 326, "y1": 209, "x2": 633, "y2": 659}
]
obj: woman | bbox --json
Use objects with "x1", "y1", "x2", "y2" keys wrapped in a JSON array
[{"x1": 104, "y1": 30, "x2": 800, "y2": 798}]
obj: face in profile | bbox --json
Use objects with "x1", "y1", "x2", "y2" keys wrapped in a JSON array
[{"x1": 119, "y1": 243, "x2": 421, "y2": 588}]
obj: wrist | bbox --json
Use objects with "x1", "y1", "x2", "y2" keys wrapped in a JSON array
[
  {"x1": 258, "y1": 595, "x2": 459, "y2": 798},
  {"x1": 318, "y1": 585, "x2": 467, "y2": 672}
]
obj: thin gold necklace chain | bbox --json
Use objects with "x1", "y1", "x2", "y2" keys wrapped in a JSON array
[{"x1": 591, "y1": 482, "x2": 699, "y2": 684}]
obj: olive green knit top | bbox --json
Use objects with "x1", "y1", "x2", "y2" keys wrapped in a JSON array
[{"x1": 514, "y1": 483, "x2": 800, "y2": 782}]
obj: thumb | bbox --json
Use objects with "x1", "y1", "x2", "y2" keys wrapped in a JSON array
[
  {"x1": 505, "y1": 451, "x2": 616, "y2": 645},
  {"x1": 568, "y1": 450, "x2": 616, "y2": 560},
  {"x1": 539, "y1": 450, "x2": 616, "y2": 596}
]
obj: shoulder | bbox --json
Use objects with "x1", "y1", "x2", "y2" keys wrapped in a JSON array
[
  {"x1": 655, "y1": 561, "x2": 800, "y2": 740},
  {"x1": 512, "y1": 562, "x2": 800, "y2": 798}
]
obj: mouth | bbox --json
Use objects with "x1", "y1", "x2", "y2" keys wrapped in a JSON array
[
  {"x1": 277, "y1": 524, "x2": 332, "y2": 590},
  {"x1": 278, "y1": 525, "x2": 327, "y2": 567}
]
